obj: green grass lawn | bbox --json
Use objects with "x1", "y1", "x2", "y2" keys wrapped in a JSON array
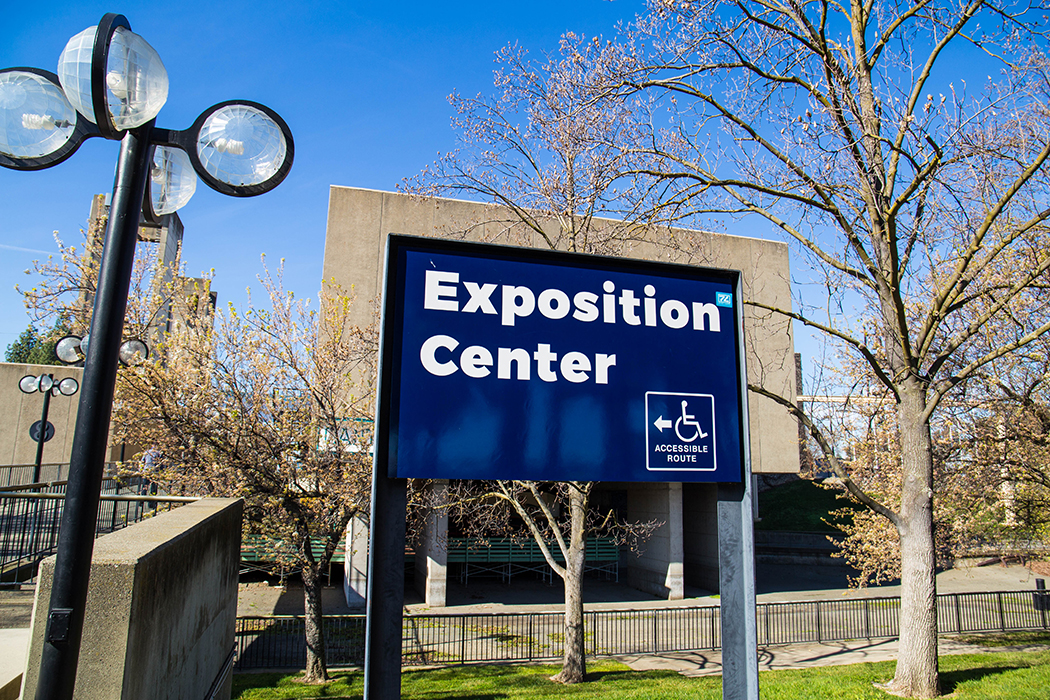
[{"x1": 233, "y1": 650, "x2": 1050, "y2": 699}]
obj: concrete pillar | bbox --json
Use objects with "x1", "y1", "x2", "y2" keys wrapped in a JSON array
[
  {"x1": 414, "y1": 479, "x2": 448, "y2": 607},
  {"x1": 682, "y1": 483, "x2": 719, "y2": 592},
  {"x1": 344, "y1": 514, "x2": 368, "y2": 608},
  {"x1": 626, "y1": 481, "x2": 686, "y2": 599},
  {"x1": 665, "y1": 482, "x2": 684, "y2": 600}
]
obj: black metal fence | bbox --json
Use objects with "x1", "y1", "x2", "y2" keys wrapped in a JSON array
[
  {"x1": 234, "y1": 588, "x2": 1050, "y2": 669},
  {"x1": 0, "y1": 464, "x2": 179, "y2": 584}
]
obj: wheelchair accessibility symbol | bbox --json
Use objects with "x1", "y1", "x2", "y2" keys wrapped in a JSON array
[
  {"x1": 674, "y1": 400, "x2": 708, "y2": 442},
  {"x1": 645, "y1": 391, "x2": 716, "y2": 471}
]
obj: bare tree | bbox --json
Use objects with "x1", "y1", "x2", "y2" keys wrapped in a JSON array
[
  {"x1": 18, "y1": 203, "x2": 186, "y2": 342},
  {"x1": 797, "y1": 359, "x2": 961, "y2": 588},
  {"x1": 404, "y1": 37, "x2": 657, "y2": 256},
  {"x1": 17, "y1": 215, "x2": 106, "y2": 336},
  {"x1": 435, "y1": 479, "x2": 657, "y2": 682},
  {"x1": 114, "y1": 263, "x2": 376, "y2": 682},
  {"x1": 594, "y1": 1, "x2": 1050, "y2": 696},
  {"x1": 404, "y1": 35, "x2": 662, "y2": 684}
]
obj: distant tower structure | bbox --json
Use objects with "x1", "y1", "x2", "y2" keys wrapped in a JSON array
[
  {"x1": 82, "y1": 194, "x2": 214, "y2": 348},
  {"x1": 795, "y1": 352, "x2": 817, "y2": 475},
  {"x1": 167, "y1": 276, "x2": 218, "y2": 336}
]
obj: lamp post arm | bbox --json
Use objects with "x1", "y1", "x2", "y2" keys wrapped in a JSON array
[{"x1": 34, "y1": 121, "x2": 154, "y2": 700}]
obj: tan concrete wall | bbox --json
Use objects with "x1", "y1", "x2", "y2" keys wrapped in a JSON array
[
  {"x1": 0, "y1": 362, "x2": 82, "y2": 468},
  {"x1": 323, "y1": 186, "x2": 798, "y2": 474},
  {"x1": 21, "y1": 498, "x2": 242, "y2": 700},
  {"x1": 683, "y1": 482, "x2": 720, "y2": 591},
  {"x1": 623, "y1": 482, "x2": 683, "y2": 598}
]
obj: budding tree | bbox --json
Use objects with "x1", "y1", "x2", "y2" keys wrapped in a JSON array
[
  {"x1": 16, "y1": 204, "x2": 374, "y2": 681},
  {"x1": 113, "y1": 264, "x2": 376, "y2": 683},
  {"x1": 952, "y1": 325, "x2": 1050, "y2": 554}
]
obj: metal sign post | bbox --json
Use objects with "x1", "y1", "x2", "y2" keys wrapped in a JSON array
[
  {"x1": 362, "y1": 468, "x2": 406, "y2": 700},
  {"x1": 364, "y1": 235, "x2": 758, "y2": 699}
]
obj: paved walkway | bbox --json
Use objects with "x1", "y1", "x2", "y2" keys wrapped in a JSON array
[
  {"x1": 616, "y1": 636, "x2": 1050, "y2": 676},
  {"x1": 0, "y1": 629, "x2": 29, "y2": 700},
  {"x1": 232, "y1": 559, "x2": 1045, "y2": 617},
  {"x1": 401, "y1": 560, "x2": 1050, "y2": 677}
]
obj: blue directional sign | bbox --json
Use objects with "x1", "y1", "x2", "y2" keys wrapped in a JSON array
[{"x1": 376, "y1": 235, "x2": 747, "y2": 483}]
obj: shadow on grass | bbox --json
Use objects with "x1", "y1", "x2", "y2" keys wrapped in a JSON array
[
  {"x1": 233, "y1": 673, "x2": 297, "y2": 691},
  {"x1": 940, "y1": 663, "x2": 1028, "y2": 694},
  {"x1": 404, "y1": 665, "x2": 512, "y2": 680}
]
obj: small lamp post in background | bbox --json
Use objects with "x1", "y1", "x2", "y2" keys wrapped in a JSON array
[
  {"x1": 17, "y1": 372, "x2": 79, "y2": 578},
  {"x1": 0, "y1": 13, "x2": 293, "y2": 700},
  {"x1": 18, "y1": 373, "x2": 80, "y2": 483}
]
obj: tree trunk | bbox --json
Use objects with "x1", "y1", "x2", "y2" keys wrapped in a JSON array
[
  {"x1": 302, "y1": 562, "x2": 330, "y2": 682},
  {"x1": 888, "y1": 381, "x2": 940, "y2": 698},
  {"x1": 552, "y1": 485, "x2": 588, "y2": 683}
]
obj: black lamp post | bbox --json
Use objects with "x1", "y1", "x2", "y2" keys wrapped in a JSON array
[{"x1": 0, "y1": 13, "x2": 293, "y2": 700}]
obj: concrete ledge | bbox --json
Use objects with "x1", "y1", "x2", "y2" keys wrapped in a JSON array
[
  {"x1": 0, "y1": 676, "x2": 19, "y2": 700},
  {"x1": 755, "y1": 531, "x2": 841, "y2": 551},
  {"x1": 0, "y1": 628, "x2": 28, "y2": 700},
  {"x1": 22, "y1": 498, "x2": 242, "y2": 700}
]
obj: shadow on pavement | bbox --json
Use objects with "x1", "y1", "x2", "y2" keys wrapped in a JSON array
[
  {"x1": 439, "y1": 576, "x2": 669, "y2": 609},
  {"x1": 756, "y1": 561, "x2": 859, "y2": 594}
]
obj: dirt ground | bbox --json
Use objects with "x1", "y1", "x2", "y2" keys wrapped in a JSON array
[
  {"x1": 0, "y1": 589, "x2": 34, "y2": 628},
  {"x1": 1029, "y1": 560, "x2": 1050, "y2": 577},
  {"x1": 237, "y1": 578, "x2": 361, "y2": 617}
]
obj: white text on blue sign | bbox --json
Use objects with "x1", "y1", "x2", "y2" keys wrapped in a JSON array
[{"x1": 420, "y1": 270, "x2": 725, "y2": 385}]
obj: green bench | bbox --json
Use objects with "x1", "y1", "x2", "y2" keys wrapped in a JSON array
[
  {"x1": 446, "y1": 537, "x2": 619, "y2": 584},
  {"x1": 240, "y1": 534, "x2": 347, "y2": 583}
]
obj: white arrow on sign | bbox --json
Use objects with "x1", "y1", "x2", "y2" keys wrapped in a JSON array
[{"x1": 654, "y1": 416, "x2": 672, "y2": 432}]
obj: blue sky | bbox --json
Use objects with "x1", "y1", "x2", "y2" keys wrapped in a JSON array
[{"x1": 0, "y1": 0, "x2": 650, "y2": 351}]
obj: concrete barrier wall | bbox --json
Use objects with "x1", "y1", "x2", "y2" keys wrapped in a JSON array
[
  {"x1": 21, "y1": 498, "x2": 242, "y2": 700},
  {"x1": 754, "y1": 530, "x2": 847, "y2": 567},
  {"x1": 626, "y1": 482, "x2": 682, "y2": 598}
]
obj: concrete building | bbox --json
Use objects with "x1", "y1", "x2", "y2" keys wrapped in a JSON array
[
  {"x1": 323, "y1": 187, "x2": 799, "y2": 605},
  {"x1": 0, "y1": 362, "x2": 84, "y2": 472}
]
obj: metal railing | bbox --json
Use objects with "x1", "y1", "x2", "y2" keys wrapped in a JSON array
[
  {"x1": 233, "y1": 588, "x2": 1050, "y2": 669},
  {"x1": 0, "y1": 464, "x2": 70, "y2": 487},
  {"x1": 0, "y1": 464, "x2": 188, "y2": 584}
]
